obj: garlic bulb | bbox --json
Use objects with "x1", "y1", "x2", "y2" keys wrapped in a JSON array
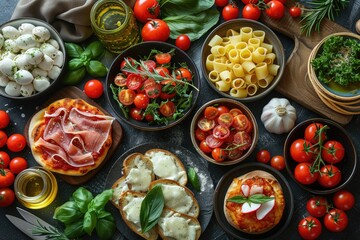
[{"x1": 261, "y1": 98, "x2": 297, "y2": 134}]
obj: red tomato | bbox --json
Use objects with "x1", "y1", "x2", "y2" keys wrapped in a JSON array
[
  {"x1": 217, "y1": 105, "x2": 229, "y2": 115},
  {"x1": 0, "y1": 187, "x2": 15, "y2": 207},
  {"x1": 126, "y1": 74, "x2": 144, "y2": 90},
  {"x1": 242, "y1": 4, "x2": 261, "y2": 20},
  {"x1": 197, "y1": 117, "x2": 216, "y2": 132},
  {"x1": 333, "y1": 190, "x2": 355, "y2": 211},
  {"x1": 130, "y1": 107, "x2": 143, "y2": 121},
  {"x1": 84, "y1": 79, "x2": 103, "y2": 99},
  {"x1": 0, "y1": 169, "x2": 15, "y2": 188},
  {"x1": 118, "y1": 89, "x2": 136, "y2": 106},
  {"x1": 265, "y1": 0, "x2": 285, "y2": 20},
  {"x1": 159, "y1": 101, "x2": 176, "y2": 117},
  {"x1": 133, "y1": 93, "x2": 149, "y2": 109},
  {"x1": 242, "y1": 0, "x2": 258, "y2": 3},
  {"x1": 275, "y1": 0, "x2": 286, "y2": 3},
  {"x1": 144, "y1": 113, "x2": 154, "y2": 122},
  {"x1": 155, "y1": 53, "x2": 172, "y2": 65},
  {"x1": 304, "y1": 122, "x2": 326, "y2": 144},
  {"x1": 217, "y1": 113, "x2": 234, "y2": 127},
  {"x1": 229, "y1": 108, "x2": 243, "y2": 116},
  {"x1": 306, "y1": 196, "x2": 328, "y2": 217},
  {"x1": 290, "y1": 139, "x2": 314, "y2": 162},
  {"x1": 120, "y1": 57, "x2": 135, "y2": 76},
  {"x1": 215, "y1": 0, "x2": 229, "y2": 7},
  {"x1": 318, "y1": 165, "x2": 342, "y2": 188},
  {"x1": 213, "y1": 125, "x2": 230, "y2": 140},
  {"x1": 133, "y1": 0, "x2": 160, "y2": 24},
  {"x1": 138, "y1": 60, "x2": 156, "y2": 72},
  {"x1": 212, "y1": 148, "x2": 227, "y2": 162},
  {"x1": 0, "y1": 130, "x2": 7, "y2": 148},
  {"x1": 145, "y1": 82, "x2": 162, "y2": 99},
  {"x1": 175, "y1": 68, "x2": 192, "y2": 81},
  {"x1": 0, "y1": 110, "x2": 10, "y2": 129},
  {"x1": 289, "y1": 6, "x2": 302, "y2": 17},
  {"x1": 222, "y1": 2, "x2": 240, "y2": 21},
  {"x1": 232, "y1": 114, "x2": 249, "y2": 131},
  {"x1": 270, "y1": 155, "x2": 285, "y2": 170},
  {"x1": 294, "y1": 162, "x2": 319, "y2": 185},
  {"x1": 256, "y1": 150, "x2": 271, "y2": 163},
  {"x1": 298, "y1": 216, "x2": 322, "y2": 240},
  {"x1": 199, "y1": 139, "x2": 213, "y2": 153},
  {"x1": 321, "y1": 140, "x2": 345, "y2": 164},
  {"x1": 226, "y1": 147, "x2": 243, "y2": 160},
  {"x1": 324, "y1": 209, "x2": 348, "y2": 232},
  {"x1": 114, "y1": 74, "x2": 127, "y2": 87},
  {"x1": 6, "y1": 133, "x2": 27, "y2": 152},
  {"x1": 195, "y1": 128, "x2": 207, "y2": 141},
  {"x1": 142, "y1": 19, "x2": 170, "y2": 42},
  {"x1": 175, "y1": 34, "x2": 191, "y2": 51},
  {"x1": 155, "y1": 66, "x2": 170, "y2": 77},
  {"x1": 0, "y1": 151, "x2": 10, "y2": 168},
  {"x1": 204, "y1": 106, "x2": 219, "y2": 120},
  {"x1": 206, "y1": 134, "x2": 224, "y2": 148},
  {"x1": 233, "y1": 131, "x2": 252, "y2": 150},
  {"x1": 9, "y1": 157, "x2": 28, "y2": 174}
]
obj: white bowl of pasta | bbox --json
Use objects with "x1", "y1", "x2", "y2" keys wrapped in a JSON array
[{"x1": 201, "y1": 19, "x2": 285, "y2": 102}]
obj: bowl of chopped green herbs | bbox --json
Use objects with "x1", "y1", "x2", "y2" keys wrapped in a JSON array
[{"x1": 105, "y1": 41, "x2": 200, "y2": 131}]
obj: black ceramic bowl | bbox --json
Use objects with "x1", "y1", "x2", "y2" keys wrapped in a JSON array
[
  {"x1": 0, "y1": 18, "x2": 66, "y2": 101},
  {"x1": 105, "y1": 41, "x2": 200, "y2": 131},
  {"x1": 284, "y1": 118, "x2": 357, "y2": 195},
  {"x1": 214, "y1": 163, "x2": 294, "y2": 240}
]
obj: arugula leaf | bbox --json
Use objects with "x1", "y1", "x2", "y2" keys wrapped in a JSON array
[{"x1": 227, "y1": 194, "x2": 274, "y2": 204}]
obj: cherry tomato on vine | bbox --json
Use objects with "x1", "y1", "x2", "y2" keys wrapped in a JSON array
[
  {"x1": 212, "y1": 147, "x2": 227, "y2": 162},
  {"x1": 324, "y1": 209, "x2": 348, "y2": 232},
  {"x1": 0, "y1": 110, "x2": 10, "y2": 129},
  {"x1": 233, "y1": 131, "x2": 252, "y2": 150},
  {"x1": 318, "y1": 165, "x2": 342, "y2": 188},
  {"x1": 0, "y1": 187, "x2": 15, "y2": 207},
  {"x1": 0, "y1": 131, "x2": 7, "y2": 148},
  {"x1": 175, "y1": 34, "x2": 191, "y2": 51},
  {"x1": 222, "y1": 2, "x2": 239, "y2": 21},
  {"x1": 0, "y1": 151, "x2": 10, "y2": 169},
  {"x1": 215, "y1": 0, "x2": 229, "y2": 7},
  {"x1": 290, "y1": 139, "x2": 314, "y2": 162},
  {"x1": 270, "y1": 155, "x2": 285, "y2": 170},
  {"x1": 265, "y1": 0, "x2": 285, "y2": 20},
  {"x1": 298, "y1": 216, "x2": 322, "y2": 240},
  {"x1": 304, "y1": 122, "x2": 326, "y2": 144},
  {"x1": 294, "y1": 162, "x2": 319, "y2": 185},
  {"x1": 321, "y1": 140, "x2": 345, "y2": 164},
  {"x1": 0, "y1": 169, "x2": 15, "y2": 188},
  {"x1": 133, "y1": 0, "x2": 160, "y2": 24},
  {"x1": 9, "y1": 157, "x2": 28, "y2": 174},
  {"x1": 6, "y1": 133, "x2": 27, "y2": 152},
  {"x1": 142, "y1": 19, "x2": 170, "y2": 42},
  {"x1": 256, "y1": 150, "x2": 271, "y2": 163},
  {"x1": 333, "y1": 190, "x2": 355, "y2": 211},
  {"x1": 289, "y1": 6, "x2": 302, "y2": 18},
  {"x1": 306, "y1": 196, "x2": 328, "y2": 217},
  {"x1": 84, "y1": 79, "x2": 103, "y2": 98},
  {"x1": 242, "y1": 4, "x2": 261, "y2": 21}
]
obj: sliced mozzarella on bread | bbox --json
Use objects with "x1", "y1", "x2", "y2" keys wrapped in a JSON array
[
  {"x1": 145, "y1": 149, "x2": 188, "y2": 186},
  {"x1": 149, "y1": 179, "x2": 200, "y2": 218},
  {"x1": 111, "y1": 176, "x2": 129, "y2": 207}
]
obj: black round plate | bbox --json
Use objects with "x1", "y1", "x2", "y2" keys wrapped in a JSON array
[
  {"x1": 104, "y1": 142, "x2": 214, "y2": 240},
  {"x1": 213, "y1": 162, "x2": 294, "y2": 240}
]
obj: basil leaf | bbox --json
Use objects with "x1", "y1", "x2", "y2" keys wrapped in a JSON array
[
  {"x1": 72, "y1": 187, "x2": 93, "y2": 213},
  {"x1": 83, "y1": 210, "x2": 97, "y2": 235},
  {"x1": 96, "y1": 211, "x2": 116, "y2": 240},
  {"x1": 84, "y1": 40, "x2": 105, "y2": 59},
  {"x1": 86, "y1": 60, "x2": 108, "y2": 77},
  {"x1": 65, "y1": 42, "x2": 84, "y2": 58},
  {"x1": 140, "y1": 185, "x2": 164, "y2": 233},
  {"x1": 88, "y1": 189, "x2": 113, "y2": 212},
  {"x1": 62, "y1": 67, "x2": 86, "y2": 85},
  {"x1": 53, "y1": 201, "x2": 83, "y2": 224},
  {"x1": 160, "y1": 0, "x2": 214, "y2": 16},
  {"x1": 163, "y1": 9, "x2": 220, "y2": 41},
  {"x1": 64, "y1": 221, "x2": 84, "y2": 238},
  {"x1": 248, "y1": 194, "x2": 274, "y2": 204},
  {"x1": 227, "y1": 195, "x2": 247, "y2": 204},
  {"x1": 187, "y1": 167, "x2": 201, "y2": 191}
]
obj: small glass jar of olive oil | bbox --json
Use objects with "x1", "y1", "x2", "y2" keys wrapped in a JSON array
[
  {"x1": 14, "y1": 167, "x2": 58, "y2": 209},
  {"x1": 90, "y1": 0, "x2": 140, "y2": 53}
]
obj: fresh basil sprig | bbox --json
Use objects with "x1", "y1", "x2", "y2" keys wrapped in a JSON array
[
  {"x1": 227, "y1": 194, "x2": 274, "y2": 204},
  {"x1": 140, "y1": 185, "x2": 164, "y2": 233},
  {"x1": 187, "y1": 167, "x2": 201, "y2": 192}
]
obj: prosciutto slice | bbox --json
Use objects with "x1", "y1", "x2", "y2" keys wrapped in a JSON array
[{"x1": 35, "y1": 107, "x2": 114, "y2": 167}]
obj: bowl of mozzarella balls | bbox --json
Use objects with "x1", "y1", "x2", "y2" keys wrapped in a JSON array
[{"x1": 0, "y1": 18, "x2": 66, "y2": 100}]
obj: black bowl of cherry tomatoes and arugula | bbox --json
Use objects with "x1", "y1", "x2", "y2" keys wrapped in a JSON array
[
  {"x1": 284, "y1": 118, "x2": 357, "y2": 195},
  {"x1": 105, "y1": 41, "x2": 200, "y2": 131},
  {"x1": 190, "y1": 98, "x2": 258, "y2": 165}
]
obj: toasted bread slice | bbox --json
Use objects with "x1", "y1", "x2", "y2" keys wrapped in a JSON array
[
  {"x1": 118, "y1": 190, "x2": 159, "y2": 240},
  {"x1": 111, "y1": 176, "x2": 129, "y2": 207},
  {"x1": 156, "y1": 208, "x2": 202, "y2": 240},
  {"x1": 123, "y1": 153, "x2": 155, "y2": 193},
  {"x1": 145, "y1": 149, "x2": 188, "y2": 186},
  {"x1": 149, "y1": 179, "x2": 200, "y2": 218}
]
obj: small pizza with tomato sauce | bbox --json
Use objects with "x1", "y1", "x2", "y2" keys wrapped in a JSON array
[
  {"x1": 224, "y1": 170, "x2": 285, "y2": 234},
  {"x1": 28, "y1": 98, "x2": 114, "y2": 176}
]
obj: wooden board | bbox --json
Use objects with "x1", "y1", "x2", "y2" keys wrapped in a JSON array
[
  {"x1": 261, "y1": 11, "x2": 353, "y2": 125},
  {"x1": 25, "y1": 86, "x2": 123, "y2": 185}
]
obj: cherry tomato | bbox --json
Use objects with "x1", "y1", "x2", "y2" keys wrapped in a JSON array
[
  {"x1": 294, "y1": 162, "x2": 319, "y2": 185},
  {"x1": 159, "y1": 101, "x2": 176, "y2": 117},
  {"x1": 133, "y1": 0, "x2": 160, "y2": 24},
  {"x1": 9, "y1": 157, "x2": 28, "y2": 174},
  {"x1": 138, "y1": 60, "x2": 156, "y2": 72},
  {"x1": 222, "y1": 2, "x2": 240, "y2": 21},
  {"x1": 175, "y1": 67, "x2": 192, "y2": 81},
  {"x1": 0, "y1": 151, "x2": 10, "y2": 168},
  {"x1": 133, "y1": 93, "x2": 149, "y2": 109},
  {"x1": 204, "y1": 106, "x2": 219, "y2": 120},
  {"x1": 199, "y1": 139, "x2": 213, "y2": 154},
  {"x1": 0, "y1": 187, "x2": 15, "y2": 207},
  {"x1": 84, "y1": 79, "x2": 103, "y2": 99},
  {"x1": 232, "y1": 114, "x2": 249, "y2": 131},
  {"x1": 324, "y1": 209, "x2": 348, "y2": 232},
  {"x1": 290, "y1": 139, "x2": 314, "y2": 162},
  {"x1": 242, "y1": 0, "x2": 258, "y2": 3},
  {"x1": 0, "y1": 110, "x2": 10, "y2": 129},
  {"x1": 306, "y1": 196, "x2": 328, "y2": 218},
  {"x1": 195, "y1": 128, "x2": 207, "y2": 141},
  {"x1": 0, "y1": 130, "x2": 7, "y2": 148},
  {"x1": 333, "y1": 190, "x2": 355, "y2": 211},
  {"x1": 229, "y1": 108, "x2": 242, "y2": 117},
  {"x1": 274, "y1": 0, "x2": 286, "y2": 3},
  {"x1": 212, "y1": 148, "x2": 227, "y2": 162},
  {"x1": 114, "y1": 74, "x2": 127, "y2": 87},
  {"x1": 6, "y1": 133, "x2": 27, "y2": 152},
  {"x1": 270, "y1": 155, "x2": 285, "y2": 170},
  {"x1": 155, "y1": 53, "x2": 172, "y2": 65},
  {"x1": 130, "y1": 107, "x2": 143, "y2": 121},
  {"x1": 321, "y1": 140, "x2": 345, "y2": 164},
  {"x1": 233, "y1": 131, "x2": 252, "y2": 150},
  {"x1": 175, "y1": 34, "x2": 191, "y2": 51},
  {"x1": 227, "y1": 147, "x2": 243, "y2": 160},
  {"x1": 242, "y1": 4, "x2": 261, "y2": 20},
  {"x1": 217, "y1": 113, "x2": 234, "y2": 127},
  {"x1": 265, "y1": 0, "x2": 285, "y2": 20},
  {"x1": 144, "y1": 113, "x2": 154, "y2": 122},
  {"x1": 120, "y1": 57, "x2": 135, "y2": 76},
  {"x1": 298, "y1": 216, "x2": 322, "y2": 240},
  {"x1": 304, "y1": 122, "x2": 326, "y2": 144},
  {"x1": 145, "y1": 82, "x2": 162, "y2": 99},
  {"x1": 125, "y1": 74, "x2": 144, "y2": 91},
  {"x1": 206, "y1": 134, "x2": 224, "y2": 149},
  {"x1": 197, "y1": 117, "x2": 216, "y2": 132},
  {"x1": 155, "y1": 66, "x2": 170, "y2": 77},
  {"x1": 217, "y1": 105, "x2": 229, "y2": 115},
  {"x1": 142, "y1": 19, "x2": 170, "y2": 42},
  {"x1": 318, "y1": 165, "x2": 342, "y2": 188},
  {"x1": 0, "y1": 169, "x2": 15, "y2": 188},
  {"x1": 256, "y1": 150, "x2": 271, "y2": 163},
  {"x1": 289, "y1": 6, "x2": 302, "y2": 18},
  {"x1": 215, "y1": 0, "x2": 229, "y2": 7},
  {"x1": 213, "y1": 125, "x2": 230, "y2": 140},
  {"x1": 118, "y1": 89, "x2": 136, "y2": 106}
]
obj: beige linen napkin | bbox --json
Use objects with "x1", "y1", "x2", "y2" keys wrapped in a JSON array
[{"x1": 11, "y1": 0, "x2": 96, "y2": 42}]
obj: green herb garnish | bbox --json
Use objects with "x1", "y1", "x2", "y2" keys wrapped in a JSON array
[
  {"x1": 227, "y1": 194, "x2": 274, "y2": 204},
  {"x1": 187, "y1": 167, "x2": 201, "y2": 192}
]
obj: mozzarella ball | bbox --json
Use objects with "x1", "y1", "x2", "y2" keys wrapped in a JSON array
[
  {"x1": 53, "y1": 50, "x2": 64, "y2": 67},
  {"x1": 1, "y1": 26, "x2": 20, "y2": 39},
  {"x1": 0, "y1": 58, "x2": 17, "y2": 77},
  {"x1": 48, "y1": 65, "x2": 61, "y2": 80},
  {"x1": 47, "y1": 39, "x2": 59, "y2": 49},
  {"x1": 4, "y1": 39, "x2": 20, "y2": 53},
  {"x1": 1, "y1": 51, "x2": 17, "y2": 60},
  {"x1": 20, "y1": 83, "x2": 35, "y2": 96},
  {"x1": 38, "y1": 54, "x2": 54, "y2": 71},
  {"x1": 33, "y1": 75, "x2": 50, "y2": 92},
  {"x1": 15, "y1": 34, "x2": 37, "y2": 50},
  {"x1": 25, "y1": 47, "x2": 44, "y2": 65},
  {"x1": 32, "y1": 68, "x2": 47, "y2": 78},
  {"x1": 5, "y1": 81, "x2": 21, "y2": 96},
  {"x1": 32, "y1": 26, "x2": 50, "y2": 42},
  {"x1": 40, "y1": 43, "x2": 57, "y2": 58},
  {"x1": 14, "y1": 54, "x2": 32, "y2": 70},
  {"x1": 0, "y1": 75, "x2": 9, "y2": 87},
  {"x1": 0, "y1": 34, "x2": 4, "y2": 49},
  {"x1": 18, "y1": 23, "x2": 35, "y2": 35},
  {"x1": 14, "y1": 69, "x2": 33, "y2": 85}
]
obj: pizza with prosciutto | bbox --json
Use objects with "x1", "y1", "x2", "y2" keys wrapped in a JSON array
[{"x1": 28, "y1": 98, "x2": 114, "y2": 176}]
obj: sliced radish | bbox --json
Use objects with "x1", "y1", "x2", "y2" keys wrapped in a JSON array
[
  {"x1": 249, "y1": 185, "x2": 263, "y2": 196},
  {"x1": 241, "y1": 184, "x2": 250, "y2": 197},
  {"x1": 256, "y1": 197, "x2": 275, "y2": 220},
  {"x1": 241, "y1": 202, "x2": 261, "y2": 213}
]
